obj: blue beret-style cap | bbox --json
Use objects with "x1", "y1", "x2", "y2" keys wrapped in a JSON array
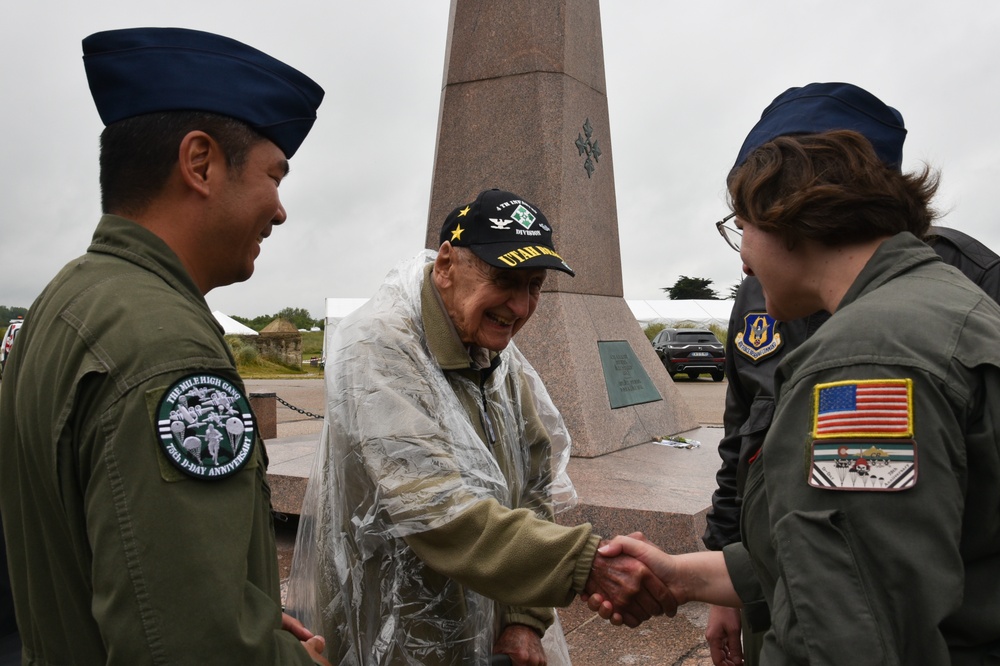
[
  {"x1": 83, "y1": 27, "x2": 324, "y2": 158},
  {"x1": 733, "y1": 82, "x2": 906, "y2": 171}
]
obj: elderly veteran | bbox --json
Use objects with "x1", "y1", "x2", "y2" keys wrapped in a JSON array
[
  {"x1": 0, "y1": 27, "x2": 329, "y2": 665},
  {"x1": 592, "y1": 83, "x2": 1000, "y2": 665},
  {"x1": 286, "y1": 189, "x2": 673, "y2": 666}
]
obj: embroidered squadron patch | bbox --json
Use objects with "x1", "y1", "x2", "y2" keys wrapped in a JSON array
[
  {"x1": 808, "y1": 379, "x2": 917, "y2": 492},
  {"x1": 810, "y1": 441, "x2": 917, "y2": 491},
  {"x1": 155, "y1": 373, "x2": 256, "y2": 480},
  {"x1": 734, "y1": 312, "x2": 782, "y2": 362}
]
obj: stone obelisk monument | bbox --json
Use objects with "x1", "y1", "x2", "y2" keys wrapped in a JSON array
[{"x1": 425, "y1": 0, "x2": 697, "y2": 458}]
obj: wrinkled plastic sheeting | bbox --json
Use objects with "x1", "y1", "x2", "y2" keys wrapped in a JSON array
[{"x1": 286, "y1": 251, "x2": 577, "y2": 664}]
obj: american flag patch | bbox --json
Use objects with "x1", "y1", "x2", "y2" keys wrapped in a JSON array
[{"x1": 812, "y1": 379, "x2": 913, "y2": 439}]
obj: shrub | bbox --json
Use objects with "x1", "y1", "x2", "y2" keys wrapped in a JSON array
[
  {"x1": 226, "y1": 336, "x2": 260, "y2": 365},
  {"x1": 643, "y1": 323, "x2": 666, "y2": 342}
]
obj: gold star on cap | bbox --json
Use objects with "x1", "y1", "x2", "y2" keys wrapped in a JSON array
[
  {"x1": 451, "y1": 223, "x2": 465, "y2": 241},
  {"x1": 457, "y1": 205, "x2": 471, "y2": 217}
]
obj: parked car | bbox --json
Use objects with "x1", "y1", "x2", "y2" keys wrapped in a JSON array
[
  {"x1": 651, "y1": 327, "x2": 725, "y2": 381},
  {"x1": 1, "y1": 317, "x2": 24, "y2": 380}
]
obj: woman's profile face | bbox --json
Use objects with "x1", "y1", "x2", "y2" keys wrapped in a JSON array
[{"x1": 739, "y1": 218, "x2": 821, "y2": 322}]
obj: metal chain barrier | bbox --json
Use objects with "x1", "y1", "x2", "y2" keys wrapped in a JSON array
[{"x1": 275, "y1": 395, "x2": 324, "y2": 420}]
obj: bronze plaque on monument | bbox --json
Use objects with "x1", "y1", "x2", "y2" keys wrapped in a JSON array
[{"x1": 597, "y1": 341, "x2": 662, "y2": 409}]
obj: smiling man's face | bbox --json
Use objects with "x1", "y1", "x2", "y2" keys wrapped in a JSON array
[
  {"x1": 208, "y1": 138, "x2": 289, "y2": 289},
  {"x1": 434, "y1": 244, "x2": 546, "y2": 352}
]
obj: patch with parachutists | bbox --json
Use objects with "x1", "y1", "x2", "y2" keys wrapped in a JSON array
[
  {"x1": 735, "y1": 312, "x2": 782, "y2": 362},
  {"x1": 808, "y1": 379, "x2": 916, "y2": 491},
  {"x1": 155, "y1": 373, "x2": 256, "y2": 480}
]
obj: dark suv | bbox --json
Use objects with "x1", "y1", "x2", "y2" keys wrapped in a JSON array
[{"x1": 651, "y1": 328, "x2": 725, "y2": 381}]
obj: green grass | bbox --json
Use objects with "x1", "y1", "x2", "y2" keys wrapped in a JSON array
[
  {"x1": 236, "y1": 357, "x2": 324, "y2": 380},
  {"x1": 226, "y1": 334, "x2": 325, "y2": 380},
  {"x1": 300, "y1": 331, "x2": 324, "y2": 359}
]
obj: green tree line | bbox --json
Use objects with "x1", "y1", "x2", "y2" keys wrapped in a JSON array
[
  {"x1": 662, "y1": 276, "x2": 741, "y2": 300},
  {"x1": 4, "y1": 304, "x2": 322, "y2": 332},
  {"x1": 1, "y1": 306, "x2": 28, "y2": 323}
]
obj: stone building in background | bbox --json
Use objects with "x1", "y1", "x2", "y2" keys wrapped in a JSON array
[{"x1": 257, "y1": 318, "x2": 302, "y2": 368}]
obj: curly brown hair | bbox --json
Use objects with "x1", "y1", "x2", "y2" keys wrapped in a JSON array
[{"x1": 728, "y1": 130, "x2": 939, "y2": 247}]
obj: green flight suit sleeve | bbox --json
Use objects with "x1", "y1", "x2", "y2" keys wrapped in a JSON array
[
  {"x1": 722, "y1": 542, "x2": 769, "y2": 634},
  {"x1": 76, "y1": 373, "x2": 317, "y2": 665},
  {"x1": 753, "y1": 364, "x2": 986, "y2": 665}
]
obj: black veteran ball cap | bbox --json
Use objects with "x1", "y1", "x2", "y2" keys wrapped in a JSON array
[
  {"x1": 439, "y1": 189, "x2": 575, "y2": 276},
  {"x1": 82, "y1": 27, "x2": 324, "y2": 158},
  {"x1": 733, "y1": 82, "x2": 906, "y2": 171}
]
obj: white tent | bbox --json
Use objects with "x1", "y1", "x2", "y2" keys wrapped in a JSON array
[
  {"x1": 626, "y1": 299, "x2": 733, "y2": 330},
  {"x1": 322, "y1": 298, "x2": 370, "y2": 362},
  {"x1": 325, "y1": 298, "x2": 370, "y2": 329},
  {"x1": 212, "y1": 310, "x2": 258, "y2": 336}
]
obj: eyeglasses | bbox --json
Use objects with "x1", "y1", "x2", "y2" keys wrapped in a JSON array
[{"x1": 715, "y1": 213, "x2": 741, "y2": 252}]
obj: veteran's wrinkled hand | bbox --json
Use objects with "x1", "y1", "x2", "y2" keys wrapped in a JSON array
[
  {"x1": 587, "y1": 535, "x2": 741, "y2": 626},
  {"x1": 581, "y1": 532, "x2": 678, "y2": 627},
  {"x1": 493, "y1": 624, "x2": 546, "y2": 666}
]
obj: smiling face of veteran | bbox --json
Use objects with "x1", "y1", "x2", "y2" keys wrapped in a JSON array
[
  {"x1": 433, "y1": 242, "x2": 546, "y2": 352},
  {"x1": 432, "y1": 189, "x2": 574, "y2": 352}
]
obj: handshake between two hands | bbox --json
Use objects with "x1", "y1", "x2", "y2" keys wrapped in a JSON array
[{"x1": 580, "y1": 532, "x2": 682, "y2": 628}]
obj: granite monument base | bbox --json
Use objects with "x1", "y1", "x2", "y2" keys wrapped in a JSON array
[
  {"x1": 554, "y1": 426, "x2": 721, "y2": 554},
  {"x1": 515, "y1": 292, "x2": 698, "y2": 458}
]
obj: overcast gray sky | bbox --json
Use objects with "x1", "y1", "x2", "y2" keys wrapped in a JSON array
[{"x1": 4, "y1": 1, "x2": 999, "y2": 320}]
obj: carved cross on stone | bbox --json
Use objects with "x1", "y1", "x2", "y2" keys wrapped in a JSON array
[{"x1": 575, "y1": 118, "x2": 602, "y2": 178}]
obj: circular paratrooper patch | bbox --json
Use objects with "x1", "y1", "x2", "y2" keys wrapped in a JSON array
[{"x1": 155, "y1": 373, "x2": 256, "y2": 480}]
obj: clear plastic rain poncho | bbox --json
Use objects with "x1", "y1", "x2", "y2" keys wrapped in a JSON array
[{"x1": 286, "y1": 251, "x2": 577, "y2": 665}]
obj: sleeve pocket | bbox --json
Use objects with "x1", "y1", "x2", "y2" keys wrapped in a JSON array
[{"x1": 770, "y1": 510, "x2": 895, "y2": 666}]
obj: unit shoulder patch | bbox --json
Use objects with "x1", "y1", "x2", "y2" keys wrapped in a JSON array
[
  {"x1": 809, "y1": 378, "x2": 917, "y2": 492},
  {"x1": 734, "y1": 312, "x2": 783, "y2": 362},
  {"x1": 155, "y1": 373, "x2": 256, "y2": 480},
  {"x1": 809, "y1": 440, "x2": 917, "y2": 491}
]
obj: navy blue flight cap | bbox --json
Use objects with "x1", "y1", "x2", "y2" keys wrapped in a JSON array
[
  {"x1": 83, "y1": 27, "x2": 324, "y2": 158},
  {"x1": 733, "y1": 82, "x2": 907, "y2": 171}
]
